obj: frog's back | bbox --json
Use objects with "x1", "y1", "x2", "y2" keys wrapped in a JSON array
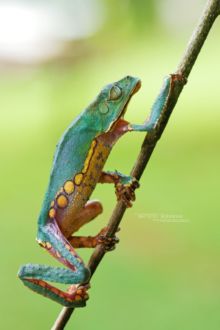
[{"x1": 38, "y1": 114, "x2": 98, "y2": 227}]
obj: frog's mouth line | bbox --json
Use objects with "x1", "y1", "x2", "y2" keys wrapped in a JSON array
[
  {"x1": 121, "y1": 79, "x2": 141, "y2": 117},
  {"x1": 108, "y1": 79, "x2": 142, "y2": 132}
]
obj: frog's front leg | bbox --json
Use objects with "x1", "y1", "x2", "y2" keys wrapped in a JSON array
[
  {"x1": 99, "y1": 171, "x2": 139, "y2": 207},
  {"x1": 129, "y1": 75, "x2": 183, "y2": 132},
  {"x1": 18, "y1": 220, "x2": 90, "y2": 307}
]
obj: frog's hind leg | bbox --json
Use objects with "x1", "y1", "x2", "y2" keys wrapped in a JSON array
[
  {"x1": 67, "y1": 200, "x2": 103, "y2": 233},
  {"x1": 18, "y1": 220, "x2": 90, "y2": 307},
  {"x1": 67, "y1": 201, "x2": 119, "y2": 251}
]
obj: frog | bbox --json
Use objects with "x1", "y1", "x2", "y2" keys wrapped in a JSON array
[{"x1": 18, "y1": 74, "x2": 174, "y2": 307}]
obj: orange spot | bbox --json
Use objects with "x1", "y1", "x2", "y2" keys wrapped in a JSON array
[
  {"x1": 40, "y1": 281, "x2": 47, "y2": 288},
  {"x1": 46, "y1": 242, "x2": 52, "y2": 249},
  {"x1": 65, "y1": 244, "x2": 71, "y2": 251},
  {"x1": 57, "y1": 194, "x2": 68, "y2": 208},
  {"x1": 64, "y1": 180, "x2": 74, "y2": 194},
  {"x1": 75, "y1": 295, "x2": 82, "y2": 301},
  {"x1": 49, "y1": 208, "x2": 56, "y2": 219},
  {"x1": 74, "y1": 173, "x2": 83, "y2": 185},
  {"x1": 56, "y1": 251, "x2": 61, "y2": 258},
  {"x1": 51, "y1": 288, "x2": 59, "y2": 295}
]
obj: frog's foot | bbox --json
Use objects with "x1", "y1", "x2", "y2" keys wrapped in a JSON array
[
  {"x1": 18, "y1": 266, "x2": 90, "y2": 307},
  {"x1": 115, "y1": 178, "x2": 140, "y2": 207},
  {"x1": 18, "y1": 220, "x2": 91, "y2": 308},
  {"x1": 99, "y1": 171, "x2": 139, "y2": 207},
  {"x1": 67, "y1": 283, "x2": 90, "y2": 302},
  {"x1": 96, "y1": 227, "x2": 120, "y2": 251}
]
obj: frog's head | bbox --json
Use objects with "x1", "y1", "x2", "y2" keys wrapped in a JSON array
[{"x1": 86, "y1": 76, "x2": 141, "y2": 133}]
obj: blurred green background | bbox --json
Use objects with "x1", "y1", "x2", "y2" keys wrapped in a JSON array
[{"x1": 1, "y1": 0, "x2": 220, "y2": 329}]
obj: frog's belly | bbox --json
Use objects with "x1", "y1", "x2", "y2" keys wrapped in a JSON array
[{"x1": 52, "y1": 137, "x2": 111, "y2": 237}]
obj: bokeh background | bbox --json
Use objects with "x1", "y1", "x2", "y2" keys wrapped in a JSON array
[{"x1": 1, "y1": 0, "x2": 220, "y2": 329}]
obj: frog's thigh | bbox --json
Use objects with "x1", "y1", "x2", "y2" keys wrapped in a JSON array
[
  {"x1": 69, "y1": 200, "x2": 103, "y2": 235},
  {"x1": 78, "y1": 200, "x2": 103, "y2": 224}
]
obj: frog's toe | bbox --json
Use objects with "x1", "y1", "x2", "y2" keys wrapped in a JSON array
[
  {"x1": 75, "y1": 286, "x2": 90, "y2": 301},
  {"x1": 115, "y1": 181, "x2": 138, "y2": 207},
  {"x1": 97, "y1": 234, "x2": 119, "y2": 252},
  {"x1": 66, "y1": 283, "x2": 90, "y2": 307}
]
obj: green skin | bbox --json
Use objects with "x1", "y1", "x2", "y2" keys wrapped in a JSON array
[{"x1": 18, "y1": 75, "x2": 173, "y2": 307}]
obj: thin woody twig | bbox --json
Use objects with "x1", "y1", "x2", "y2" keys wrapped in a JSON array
[{"x1": 51, "y1": 1, "x2": 220, "y2": 329}]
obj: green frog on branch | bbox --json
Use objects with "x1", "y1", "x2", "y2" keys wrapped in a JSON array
[{"x1": 18, "y1": 74, "x2": 182, "y2": 307}]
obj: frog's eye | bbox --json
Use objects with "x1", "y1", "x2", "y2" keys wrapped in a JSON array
[
  {"x1": 109, "y1": 85, "x2": 122, "y2": 100},
  {"x1": 99, "y1": 102, "x2": 109, "y2": 114}
]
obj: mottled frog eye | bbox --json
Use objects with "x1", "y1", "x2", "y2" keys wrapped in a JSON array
[
  {"x1": 109, "y1": 85, "x2": 122, "y2": 100},
  {"x1": 99, "y1": 102, "x2": 109, "y2": 114}
]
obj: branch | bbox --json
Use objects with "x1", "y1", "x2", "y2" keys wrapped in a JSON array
[{"x1": 51, "y1": 0, "x2": 220, "y2": 328}]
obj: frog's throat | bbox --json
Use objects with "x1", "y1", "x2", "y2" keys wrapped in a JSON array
[{"x1": 121, "y1": 79, "x2": 141, "y2": 117}]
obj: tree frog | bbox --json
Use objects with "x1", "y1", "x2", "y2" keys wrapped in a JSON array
[{"x1": 18, "y1": 75, "x2": 174, "y2": 307}]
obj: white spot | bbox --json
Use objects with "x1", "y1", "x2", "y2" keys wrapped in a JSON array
[
  {"x1": 0, "y1": 0, "x2": 104, "y2": 63},
  {"x1": 156, "y1": 0, "x2": 206, "y2": 34}
]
